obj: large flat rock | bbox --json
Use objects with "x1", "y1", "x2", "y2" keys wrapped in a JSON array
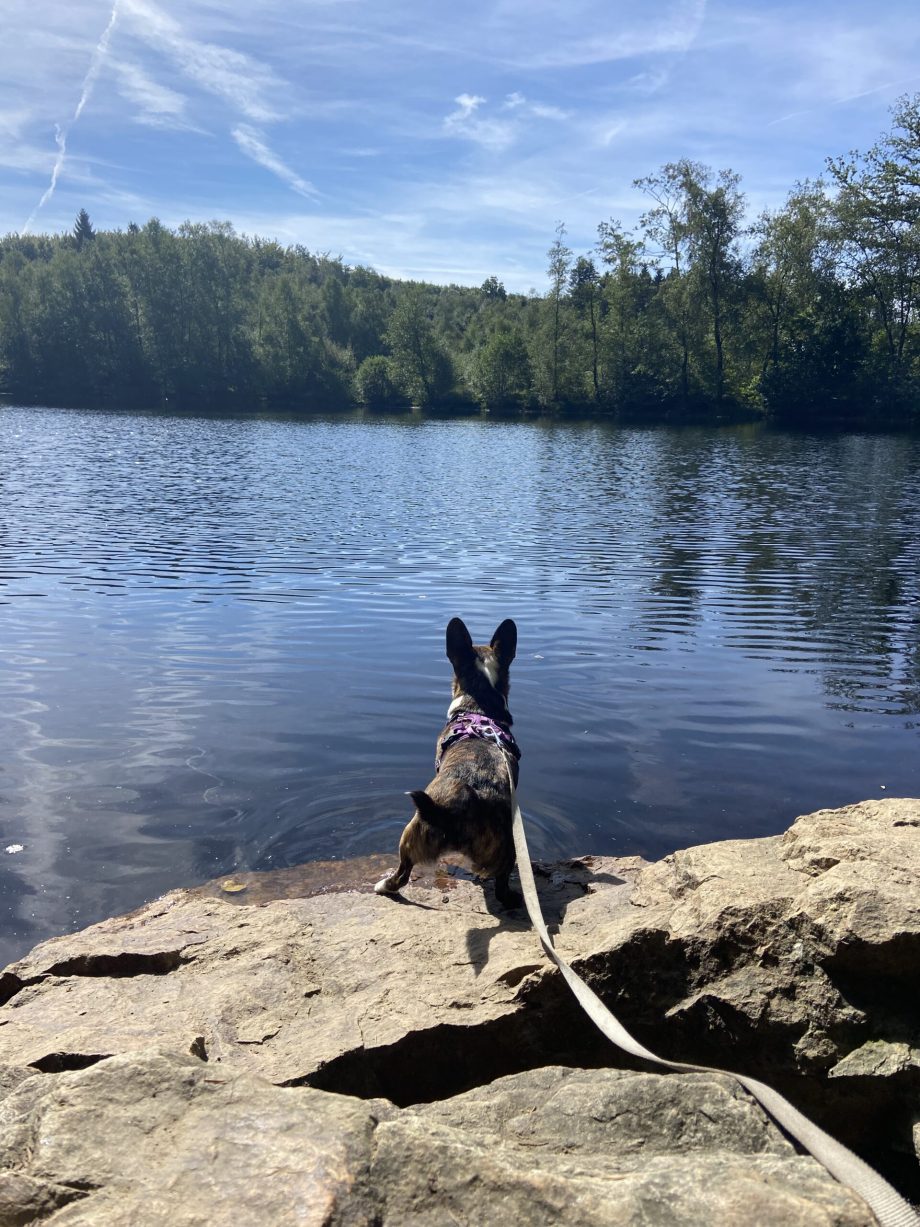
[
  {"x1": 0, "y1": 855, "x2": 636, "y2": 1089},
  {"x1": 1, "y1": 798, "x2": 918, "y2": 1211}
]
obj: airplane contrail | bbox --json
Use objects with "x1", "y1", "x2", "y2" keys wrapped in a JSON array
[{"x1": 22, "y1": 0, "x2": 121, "y2": 233}]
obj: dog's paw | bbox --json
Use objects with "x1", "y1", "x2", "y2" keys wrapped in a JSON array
[{"x1": 374, "y1": 873, "x2": 400, "y2": 895}]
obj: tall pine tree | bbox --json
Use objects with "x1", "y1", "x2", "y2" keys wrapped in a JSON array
[{"x1": 73, "y1": 209, "x2": 96, "y2": 250}]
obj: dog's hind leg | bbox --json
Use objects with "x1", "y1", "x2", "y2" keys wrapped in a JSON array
[
  {"x1": 375, "y1": 814, "x2": 427, "y2": 896},
  {"x1": 375, "y1": 853, "x2": 414, "y2": 896},
  {"x1": 494, "y1": 869, "x2": 523, "y2": 910}
]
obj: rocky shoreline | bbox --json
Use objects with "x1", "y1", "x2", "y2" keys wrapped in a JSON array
[{"x1": 1, "y1": 797, "x2": 918, "y2": 1225}]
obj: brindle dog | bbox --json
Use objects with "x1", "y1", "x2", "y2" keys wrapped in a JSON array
[{"x1": 375, "y1": 617, "x2": 522, "y2": 908}]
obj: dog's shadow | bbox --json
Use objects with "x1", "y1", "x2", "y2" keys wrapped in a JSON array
[
  {"x1": 464, "y1": 858, "x2": 626, "y2": 977},
  {"x1": 376, "y1": 892, "x2": 439, "y2": 911}
]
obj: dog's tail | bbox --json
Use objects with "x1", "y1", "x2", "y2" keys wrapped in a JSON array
[{"x1": 408, "y1": 786, "x2": 475, "y2": 831}]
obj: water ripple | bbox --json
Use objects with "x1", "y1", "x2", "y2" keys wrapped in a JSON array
[{"x1": 1, "y1": 407, "x2": 919, "y2": 965}]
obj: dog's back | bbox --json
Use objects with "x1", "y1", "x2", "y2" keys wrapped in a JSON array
[{"x1": 375, "y1": 618, "x2": 521, "y2": 908}]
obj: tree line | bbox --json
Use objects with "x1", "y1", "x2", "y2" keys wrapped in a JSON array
[{"x1": 2, "y1": 96, "x2": 919, "y2": 426}]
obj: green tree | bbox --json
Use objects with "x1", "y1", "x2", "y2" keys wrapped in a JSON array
[
  {"x1": 749, "y1": 182, "x2": 832, "y2": 379},
  {"x1": 596, "y1": 220, "x2": 657, "y2": 409},
  {"x1": 827, "y1": 95, "x2": 920, "y2": 399},
  {"x1": 636, "y1": 161, "x2": 745, "y2": 408},
  {"x1": 321, "y1": 275, "x2": 351, "y2": 346},
  {"x1": 679, "y1": 163, "x2": 745, "y2": 405},
  {"x1": 385, "y1": 289, "x2": 453, "y2": 406},
  {"x1": 73, "y1": 208, "x2": 95, "y2": 250},
  {"x1": 480, "y1": 275, "x2": 507, "y2": 300},
  {"x1": 544, "y1": 222, "x2": 572, "y2": 403},
  {"x1": 569, "y1": 256, "x2": 601, "y2": 402},
  {"x1": 355, "y1": 354, "x2": 402, "y2": 409},
  {"x1": 635, "y1": 165, "x2": 694, "y2": 408},
  {"x1": 468, "y1": 327, "x2": 532, "y2": 408}
]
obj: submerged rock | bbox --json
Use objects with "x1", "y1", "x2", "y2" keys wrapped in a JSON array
[{"x1": 0, "y1": 797, "x2": 918, "y2": 1222}]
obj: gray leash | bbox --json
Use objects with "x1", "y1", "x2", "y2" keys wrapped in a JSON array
[{"x1": 498, "y1": 745, "x2": 920, "y2": 1227}]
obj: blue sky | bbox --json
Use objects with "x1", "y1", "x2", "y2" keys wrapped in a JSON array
[{"x1": 2, "y1": 0, "x2": 919, "y2": 290}]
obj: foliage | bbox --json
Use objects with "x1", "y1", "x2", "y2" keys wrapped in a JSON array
[
  {"x1": 540, "y1": 222, "x2": 573, "y2": 405},
  {"x1": 468, "y1": 327, "x2": 533, "y2": 409},
  {"x1": 384, "y1": 289, "x2": 454, "y2": 407},
  {"x1": 2, "y1": 99, "x2": 920, "y2": 425},
  {"x1": 73, "y1": 209, "x2": 96, "y2": 249},
  {"x1": 355, "y1": 355, "x2": 403, "y2": 410}
]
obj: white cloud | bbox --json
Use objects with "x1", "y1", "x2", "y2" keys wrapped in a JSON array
[
  {"x1": 119, "y1": 0, "x2": 284, "y2": 123},
  {"x1": 111, "y1": 58, "x2": 194, "y2": 129},
  {"x1": 505, "y1": 0, "x2": 708, "y2": 69},
  {"x1": 208, "y1": 202, "x2": 544, "y2": 289},
  {"x1": 0, "y1": 108, "x2": 28, "y2": 139},
  {"x1": 0, "y1": 110, "x2": 55, "y2": 174},
  {"x1": 231, "y1": 124, "x2": 318, "y2": 200},
  {"x1": 443, "y1": 93, "x2": 515, "y2": 150},
  {"x1": 3, "y1": 0, "x2": 918, "y2": 294},
  {"x1": 597, "y1": 119, "x2": 627, "y2": 148},
  {"x1": 530, "y1": 102, "x2": 570, "y2": 121},
  {"x1": 624, "y1": 69, "x2": 671, "y2": 95},
  {"x1": 0, "y1": 142, "x2": 55, "y2": 176},
  {"x1": 443, "y1": 90, "x2": 569, "y2": 151},
  {"x1": 448, "y1": 93, "x2": 486, "y2": 121}
]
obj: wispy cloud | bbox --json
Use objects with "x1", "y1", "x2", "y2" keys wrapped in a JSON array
[
  {"x1": 0, "y1": 109, "x2": 59, "y2": 175},
  {"x1": 624, "y1": 69, "x2": 671, "y2": 95},
  {"x1": 443, "y1": 90, "x2": 569, "y2": 150},
  {"x1": 443, "y1": 92, "x2": 515, "y2": 150},
  {"x1": 111, "y1": 58, "x2": 195, "y2": 130},
  {"x1": 119, "y1": 0, "x2": 283, "y2": 123},
  {"x1": 222, "y1": 202, "x2": 543, "y2": 288},
  {"x1": 22, "y1": 0, "x2": 121, "y2": 232},
  {"x1": 231, "y1": 125, "x2": 318, "y2": 200},
  {"x1": 505, "y1": 0, "x2": 708, "y2": 69},
  {"x1": 4, "y1": 0, "x2": 919, "y2": 291},
  {"x1": 529, "y1": 102, "x2": 571, "y2": 121},
  {"x1": 596, "y1": 119, "x2": 627, "y2": 148}
]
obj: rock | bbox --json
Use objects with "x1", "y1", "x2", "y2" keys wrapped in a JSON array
[
  {"x1": 0, "y1": 1050, "x2": 387, "y2": 1226},
  {"x1": 0, "y1": 1052, "x2": 874, "y2": 1226},
  {"x1": 830, "y1": 1041, "x2": 920, "y2": 1080},
  {"x1": 382, "y1": 1065, "x2": 874, "y2": 1227},
  {"x1": 0, "y1": 858, "x2": 625, "y2": 1091},
  {"x1": 385, "y1": 1065, "x2": 873, "y2": 1227},
  {"x1": 0, "y1": 1173, "x2": 83, "y2": 1227},
  {"x1": 0, "y1": 798, "x2": 918, "y2": 1212}
]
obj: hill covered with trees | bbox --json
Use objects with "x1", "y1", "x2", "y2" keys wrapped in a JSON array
[{"x1": 2, "y1": 96, "x2": 919, "y2": 427}]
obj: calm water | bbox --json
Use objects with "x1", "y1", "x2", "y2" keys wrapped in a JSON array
[{"x1": 1, "y1": 405, "x2": 919, "y2": 967}]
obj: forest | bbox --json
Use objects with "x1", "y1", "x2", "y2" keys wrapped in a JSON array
[{"x1": 1, "y1": 95, "x2": 919, "y2": 426}]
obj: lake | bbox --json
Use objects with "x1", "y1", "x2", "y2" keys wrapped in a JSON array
[{"x1": 1, "y1": 405, "x2": 919, "y2": 967}]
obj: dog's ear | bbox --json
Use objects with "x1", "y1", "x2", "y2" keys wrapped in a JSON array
[
  {"x1": 490, "y1": 618, "x2": 517, "y2": 664},
  {"x1": 446, "y1": 617, "x2": 475, "y2": 671}
]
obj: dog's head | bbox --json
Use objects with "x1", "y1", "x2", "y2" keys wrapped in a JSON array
[{"x1": 446, "y1": 617, "x2": 517, "y2": 722}]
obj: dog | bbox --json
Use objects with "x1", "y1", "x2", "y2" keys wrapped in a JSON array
[{"x1": 375, "y1": 617, "x2": 522, "y2": 908}]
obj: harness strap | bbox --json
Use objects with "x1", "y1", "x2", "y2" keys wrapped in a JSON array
[
  {"x1": 436, "y1": 711, "x2": 520, "y2": 772},
  {"x1": 496, "y1": 740, "x2": 920, "y2": 1227}
]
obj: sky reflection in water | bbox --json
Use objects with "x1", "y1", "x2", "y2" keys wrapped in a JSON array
[{"x1": 1, "y1": 406, "x2": 919, "y2": 966}]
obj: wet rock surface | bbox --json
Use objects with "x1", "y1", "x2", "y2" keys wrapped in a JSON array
[{"x1": 0, "y1": 798, "x2": 918, "y2": 1223}]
